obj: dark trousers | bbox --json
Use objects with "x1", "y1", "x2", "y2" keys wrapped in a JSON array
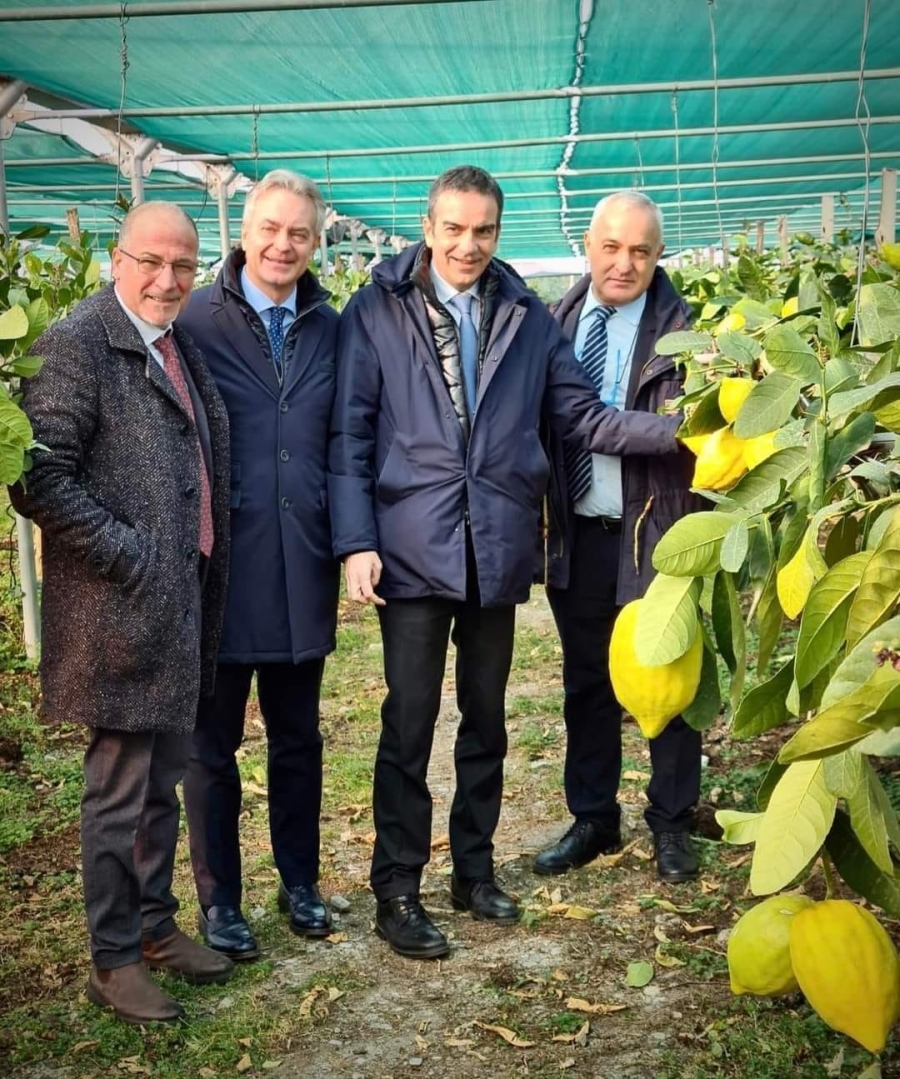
[
  {"x1": 81, "y1": 728, "x2": 191, "y2": 969},
  {"x1": 183, "y1": 660, "x2": 325, "y2": 908},
  {"x1": 546, "y1": 515, "x2": 701, "y2": 835},
  {"x1": 371, "y1": 595, "x2": 516, "y2": 900}
]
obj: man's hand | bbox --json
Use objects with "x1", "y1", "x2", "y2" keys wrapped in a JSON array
[{"x1": 344, "y1": 550, "x2": 386, "y2": 607}]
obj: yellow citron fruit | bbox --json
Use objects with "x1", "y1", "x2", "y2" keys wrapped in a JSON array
[
  {"x1": 681, "y1": 432, "x2": 711, "y2": 456},
  {"x1": 879, "y1": 242, "x2": 900, "y2": 271},
  {"x1": 716, "y1": 310, "x2": 746, "y2": 335},
  {"x1": 743, "y1": 430, "x2": 780, "y2": 470},
  {"x1": 789, "y1": 899, "x2": 900, "y2": 1054},
  {"x1": 692, "y1": 426, "x2": 749, "y2": 491},
  {"x1": 719, "y1": 377, "x2": 755, "y2": 424},
  {"x1": 776, "y1": 543, "x2": 816, "y2": 619},
  {"x1": 609, "y1": 599, "x2": 703, "y2": 739},
  {"x1": 728, "y1": 894, "x2": 815, "y2": 997},
  {"x1": 781, "y1": 295, "x2": 800, "y2": 318}
]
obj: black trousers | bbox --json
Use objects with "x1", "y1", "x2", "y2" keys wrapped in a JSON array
[
  {"x1": 371, "y1": 594, "x2": 516, "y2": 900},
  {"x1": 81, "y1": 728, "x2": 191, "y2": 969},
  {"x1": 183, "y1": 660, "x2": 325, "y2": 908},
  {"x1": 546, "y1": 515, "x2": 701, "y2": 835}
]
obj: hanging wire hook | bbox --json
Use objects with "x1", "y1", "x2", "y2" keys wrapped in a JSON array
[
  {"x1": 113, "y1": 2, "x2": 130, "y2": 224},
  {"x1": 851, "y1": 0, "x2": 873, "y2": 348}
]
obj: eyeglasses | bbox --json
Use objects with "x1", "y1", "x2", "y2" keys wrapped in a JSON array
[{"x1": 117, "y1": 248, "x2": 199, "y2": 281}]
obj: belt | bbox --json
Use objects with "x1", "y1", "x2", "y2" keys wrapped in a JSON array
[{"x1": 576, "y1": 514, "x2": 622, "y2": 532}]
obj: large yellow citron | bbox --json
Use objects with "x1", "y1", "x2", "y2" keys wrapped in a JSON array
[
  {"x1": 743, "y1": 430, "x2": 779, "y2": 470},
  {"x1": 609, "y1": 599, "x2": 703, "y2": 739},
  {"x1": 789, "y1": 899, "x2": 900, "y2": 1053},
  {"x1": 718, "y1": 377, "x2": 754, "y2": 424},
  {"x1": 692, "y1": 426, "x2": 748, "y2": 491},
  {"x1": 727, "y1": 894, "x2": 815, "y2": 997}
]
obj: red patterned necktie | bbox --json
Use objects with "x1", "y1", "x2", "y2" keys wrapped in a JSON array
[{"x1": 156, "y1": 331, "x2": 214, "y2": 557}]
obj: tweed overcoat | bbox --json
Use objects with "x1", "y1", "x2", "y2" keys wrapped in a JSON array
[{"x1": 10, "y1": 285, "x2": 231, "y2": 733}]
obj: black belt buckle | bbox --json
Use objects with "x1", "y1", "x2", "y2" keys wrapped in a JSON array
[{"x1": 598, "y1": 515, "x2": 622, "y2": 532}]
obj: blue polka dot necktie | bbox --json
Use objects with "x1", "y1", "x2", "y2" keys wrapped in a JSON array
[
  {"x1": 268, "y1": 305, "x2": 287, "y2": 383},
  {"x1": 450, "y1": 292, "x2": 479, "y2": 418},
  {"x1": 565, "y1": 304, "x2": 616, "y2": 503}
]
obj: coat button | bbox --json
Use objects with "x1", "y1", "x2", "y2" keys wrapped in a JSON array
[
  {"x1": 280, "y1": 449, "x2": 290, "y2": 462},
  {"x1": 280, "y1": 402, "x2": 289, "y2": 413},
  {"x1": 281, "y1": 497, "x2": 291, "y2": 509},
  {"x1": 184, "y1": 485, "x2": 196, "y2": 498},
  {"x1": 181, "y1": 423, "x2": 190, "y2": 436}
]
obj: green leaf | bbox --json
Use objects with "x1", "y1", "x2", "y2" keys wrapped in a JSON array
[
  {"x1": 11, "y1": 355, "x2": 43, "y2": 378},
  {"x1": 818, "y1": 287, "x2": 840, "y2": 357},
  {"x1": 652, "y1": 511, "x2": 747, "y2": 577},
  {"x1": 0, "y1": 394, "x2": 33, "y2": 449},
  {"x1": 795, "y1": 550, "x2": 872, "y2": 689},
  {"x1": 750, "y1": 759, "x2": 837, "y2": 895},
  {"x1": 625, "y1": 961, "x2": 654, "y2": 988},
  {"x1": 857, "y1": 727, "x2": 900, "y2": 756},
  {"x1": 723, "y1": 447, "x2": 807, "y2": 514},
  {"x1": 734, "y1": 297, "x2": 777, "y2": 329},
  {"x1": 23, "y1": 297, "x2": 50, "y2": 348},
  {"x1": 779, "y1": 677, "x2": 896, "y2": 763},
  {"x1": 755, "y1": 566, "x2": 782, "y2": 676},
  {"x1": 0, "y1": 441, "x2": 26, "y2": 485},
  {"x1": 682, "y1": 638, "x2": 722, "y2": 731},
  {"x1": 712, "y1": 571, "x2": 746, "y2": 712},
  {"x1": 715, "y1": 809, "x2": 763, "y2": 845},
  {"x1": 634, "y1": 575, "x2": 700, "y2": 666},
  {"x1": 757, "y1": 759, "x2": 788, "y2": 810},
  {"x1": 826, "y1": 809, "x2": 900, "y2": 916},
  {"x1": 829, "y1": 372, "x2": 900, "y2": 420},
  {"x1": 716, "y1": 332, "x2": 761, "y2": 367},
  {"x1": 737, "y1": 254, "x2": 768, "y2": 301},
  {"x1": 822, "y1": 613, "x2": 900, "y2": 707},
  {"x1": 824, "y1": 412, "x2": 876, "y2": 479},
  {"x1": 847, "y1": 756, "x2": 895, "y2": 873},
  {"x1": 846, "y1": 510, "x2": 900, "y2": 648},
  {"x1": 719, "y1": 519, "x2": 750, "y2": 573},
  {"x1": 733, "y1": 660, "x2": 794, "y2": 739},
  {"x1": 823, "y1": 355, "x2": 858, "y2": 396},
  {"x1": 0, "y1": 305, "x2": 29, "y2": 342},
  {"x1": 808, "y1": 421, "x2": 826, "y2": 513},
  {"x1": 856, "y1": 282, "x2": 900, "y2": 347},
  {"x1": 823, "y1": 748, "x2": 864, "y2": 799},
  {"x1": 733, "y1": 372, "x2": 802, "y2": 439},
  {"x1": 655, "y1": 330, "x2": 715, "y2": 356},
  {"x1": 679, "y1": 385, "x2": 726, "y2": 435},
  {"x1": 763, "y1": 325, "x2": 820, "y2": 384}
]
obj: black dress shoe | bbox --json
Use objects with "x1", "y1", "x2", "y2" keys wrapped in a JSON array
[
  {"x1": 533, "y1": 819, "x2": 622, "y2": 876},
  {"x1": 375, "y1": 895, "x2": 449, "y2": 959},
  {"x1": 654, "y1": 831, "x2": 699, "y2": 883},
  {"x1": 450, "y1": 875, "x2": 519, "y2": 924},
  {"x1": 198, "y1": 905, "x2": 260, "y2": 961},
  {"x1": 277, "y1": 883, "x2": 333, "y2": 938}
]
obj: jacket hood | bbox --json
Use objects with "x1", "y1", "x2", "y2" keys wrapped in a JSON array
[
  {"x1": 371, "y1": 241, "x2": 532, "y2": 302},
  {"x1": 213, "y1": 247, "x2": 332, "y2": 310},
  {"x1": 554, "y1": 266, "x2": 691, "y2": 329}
]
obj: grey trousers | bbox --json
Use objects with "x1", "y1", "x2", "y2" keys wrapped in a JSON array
[{"x1": 81, "y1": 728, "x2": 192, "y2": 969}]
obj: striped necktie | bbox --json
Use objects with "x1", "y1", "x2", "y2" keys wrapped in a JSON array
[{"x1": 565, "y1": 304, "x2": 616, "y2": 503}]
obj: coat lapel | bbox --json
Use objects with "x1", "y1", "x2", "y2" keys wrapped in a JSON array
[
  {"x1": 210, "y1": 297, "x2": 280, "y2": 399},
  {"x1": 282, "y1": 303, "x2": 327, "y2": 394}
]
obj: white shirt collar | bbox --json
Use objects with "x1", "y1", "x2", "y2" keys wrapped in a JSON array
[
  {"x1": 579, "y1": 287, "x2": 647, "y2": 327},
  {"x1": 114, "y1": 286, "x2": 172, "y2": 347},
  {"x1": 240, "y1": 266, "x2": 297, "y2": 316},
  {"x1": 429, "y1": 261, "x2": 481, "y2": 307}
]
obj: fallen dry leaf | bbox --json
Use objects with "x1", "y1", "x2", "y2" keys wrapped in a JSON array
[
  {"x1": 72, "y1": 1042, "x2": 100, "y2": 1053},
  {"x1": 701, "y1": 879, "x2": 721, "y2": 894},
  {"x1": 551, "y1": 968, "x2": 569, "y2": 982},
  {"x1": 198, "y1": 1070, "x2": 217, "y2": 1078},
  {"x1": 238, "y1": 1038, "x2": 253, "y2": 1047},
  {"x1": 243, "y1": 781, "x2": 268, "y2": 798},
  {"x1": 655, "y1": 944, "x2": 686, "y2": 969},
  {"x1": 560, "y1": 1058, "x2": 577, "y2": 1070},
  {"x1": 566, "y1": 997, "x2": 628, "y2": 1015},
  {"x1": 553, "y1": 1020, "x2": 590, "y2": 1044},
  {"x1": 325, "y1": 932, "x2": 348, "y2": 944},
  {"x1": 475, "y1": 1022, "x2": 536, "y2": 1049},
  {"x1": 430, "y1": 833, "x2": 451, "y2": 851},
  {"x1": 681, "y1": 922, "x2": 716, "y2": 934},
  {"x1": 564, "y1": 905, "x2": 598, "y2": 920},
  {"x1": 327, "y1": 987, "x2": 345, "y2": 1002},
  {"x1": 547, "y1": 903, "x2": 570, "y2": 914},
  {"x1": 622, "y1": 769, "x2": 651, "y2": 781},
  {"x1": 261, "y1": 1063, "x2": 281, "y2": 1071},
  {"x1": 631, "y1": 846, "x2": 653, "y2": 861},
  {"x1": 550, "y1": 887, "x2": 563, "y2": 905},
  {"x1": 236, "y1": 1054, "x2": 252, "y2": 1073},
  {"x1": 444, "y1": 1038, "x2": 474, "y2": 1048},
  {"x1": 653, "y1": 926, "x2": 670, "y2": 943}
]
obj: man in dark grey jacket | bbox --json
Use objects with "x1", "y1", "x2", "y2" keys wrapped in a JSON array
[
  {"x1": 329, "y1": 167, "x2": 685, "y2": 961},
  {"x1": 535, "y1": 191, "x2": 704, "y2": 885},
  {"x1": 12, "y1": 203, "x2": 233, "y2": 1024}
]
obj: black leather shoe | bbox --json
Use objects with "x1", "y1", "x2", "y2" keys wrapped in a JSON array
[
  {"x1": 533, "y1": 819, "x2": 622, "y2": 875},
  {"x1": 450, "y1": 875, "x2": 519, "y2": 924},
  {"x1": 198, "y1": 905, "x2": 260, "y2": 961},
  {"x1": 375, "y1": 895, "x2": 450, "y2": 959},
  {"x1": 277, "y1": 883, "x2": 333, "y2": 938},
  {"x1": 654, "y1": 831, "x2": 699, "y2": 883}
]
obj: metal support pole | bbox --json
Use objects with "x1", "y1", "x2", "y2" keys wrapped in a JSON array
[
  {"x1": 778, "y1": 216, "x2": 789, "y2": 262},
  {"x1": 821, "y1": 194, "x2": 834, "y2": 243},
  {"x1": 217, "y1": 182, "x2": 230, "y2": 259},
  {"x1": 0, "y1": 139, "x2": 8, "y2": 234},
  {"x1": 721, "y1": 237, "x2": 730, "y2": 269},
  {"x1": 756, "y1": 220, "x2": 765, "y2": 253},
  {"x1": 876, "y1": 168, "x2": 897, "y2": 246},
  {"x1": 319, "y1": 231, "x2": 329, "y2": 275}
]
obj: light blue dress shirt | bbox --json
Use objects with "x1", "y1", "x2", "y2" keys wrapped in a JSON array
[
  {"x1": 429, "y1": 264, "x2": 483, "y2": 333},
  {"x1": 240, "y1": 268, "x2": 297, "y2": 344},
  {"x1": 573, "y1": 289, "x2": 647, "y2": 518}
]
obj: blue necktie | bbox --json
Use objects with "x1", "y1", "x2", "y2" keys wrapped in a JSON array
[
  {"x1": 268, "y1": 305, "x2": 287, "y2": 383},
  {"x1": 566, "y1": 304, "x2": 616, "y2": 503},
  {"x1": 451, "y1": 292, "x2": 479, "y2": 417}
]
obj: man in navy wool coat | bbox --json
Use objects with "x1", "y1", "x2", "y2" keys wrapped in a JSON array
[
  {"x1": 328, "y1": 165, "x2": 686, "y2": 960},
  {"x1": 181, "y1": 170, "x2": 340, "y2": 959}
]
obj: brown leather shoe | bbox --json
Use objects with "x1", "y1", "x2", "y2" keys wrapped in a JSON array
[
  {"x1": 87, "y1": 962, "x2": 184, "y2": 1025},
  {"x1": 142, "y1": 927, "x2": 234, "y2": 985}
]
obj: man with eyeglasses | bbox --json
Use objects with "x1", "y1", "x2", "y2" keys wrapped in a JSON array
[
  {"x1": 11, "y1": 201, "x2": 233, "y2": 1024},
  {"x1": 179, "y1": 170, "x2": 340, "y2": 960}
]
